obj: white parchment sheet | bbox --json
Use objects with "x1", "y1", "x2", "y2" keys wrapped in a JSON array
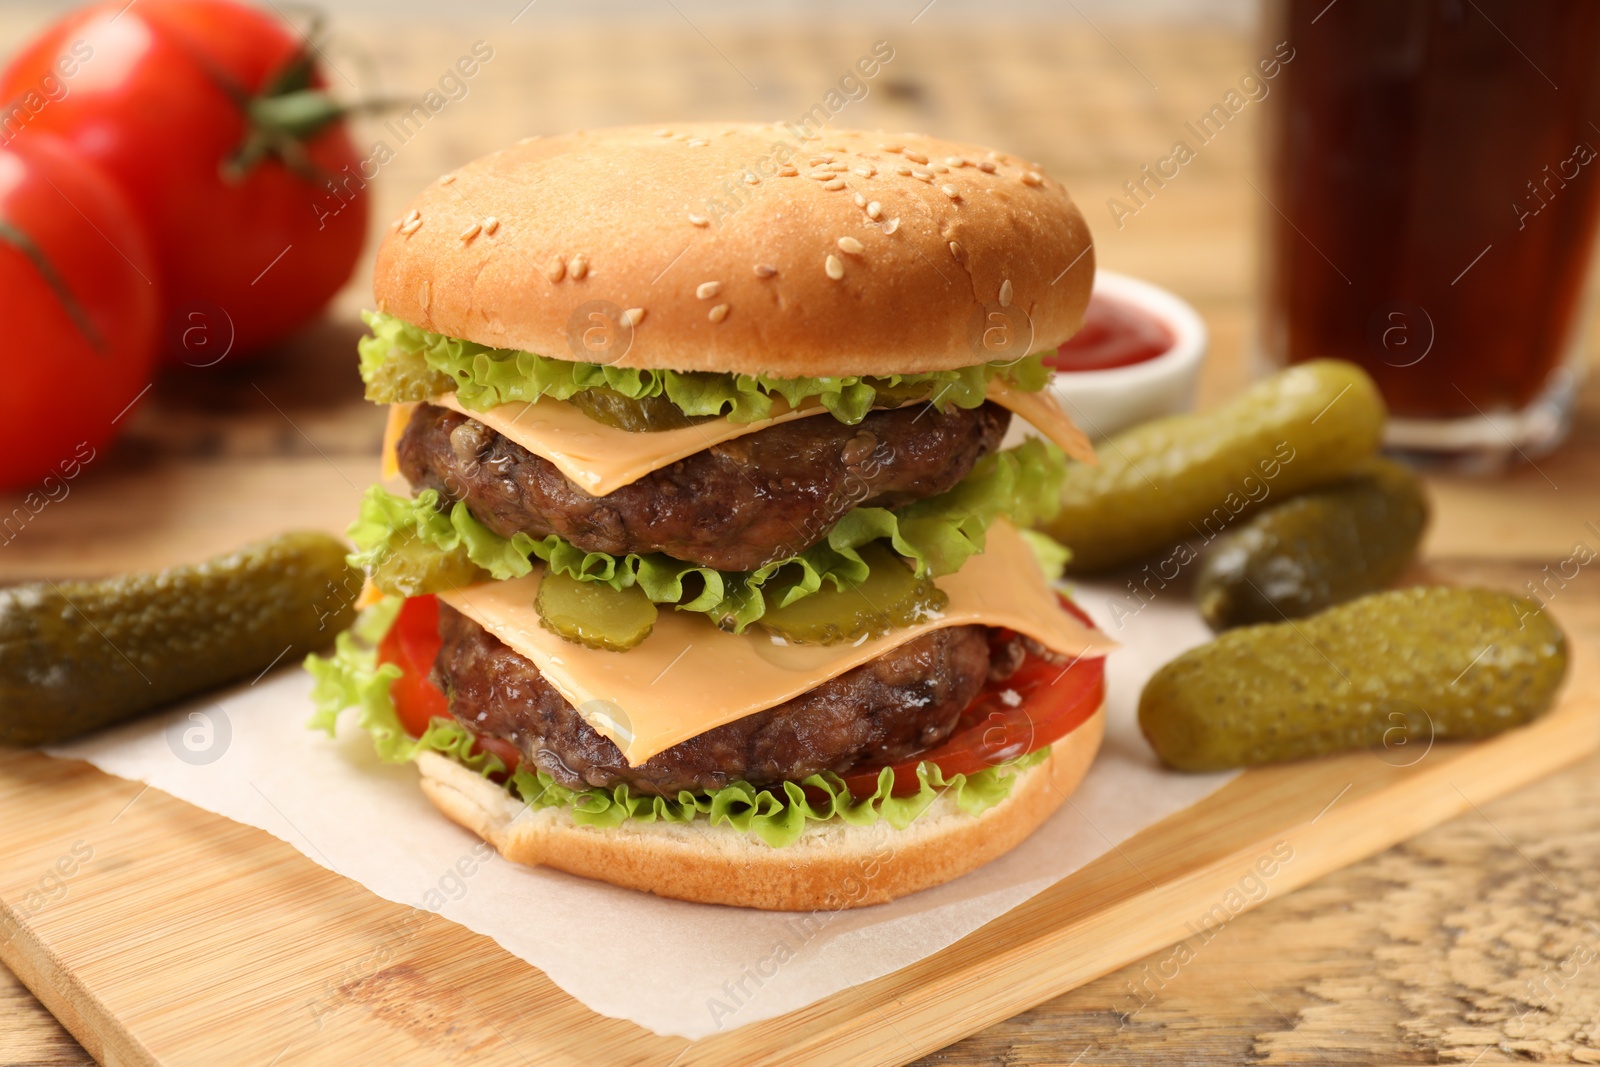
[{"x1": 47, "y1": 582, "x2": 1234, "y2": 1039}]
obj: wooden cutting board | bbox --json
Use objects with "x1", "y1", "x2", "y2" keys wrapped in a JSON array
[{"x1": 2, "y1": 560, "x2": 1596, "y2": 1067}]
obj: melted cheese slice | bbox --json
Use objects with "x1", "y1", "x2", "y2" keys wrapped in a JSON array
[
  {"x1": 438, "y1": 519, "x2": 1116, "y2": 766},
  {"x1": 409, "y1": 380, "x2": 1095, "y2": 498},
  {"x1": 988, "y1": 379, "x2": 1097, "y2": 466}
]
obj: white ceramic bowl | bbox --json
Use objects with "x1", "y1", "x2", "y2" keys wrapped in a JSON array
[{"x1": 1025, "y1": 270, "x2": 1208, "y2": 442}]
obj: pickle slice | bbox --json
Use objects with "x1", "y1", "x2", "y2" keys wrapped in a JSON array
[
  {"x1": 536, "y1": 571, "x2": 658, "y2": 651},
  {"x1": 567, "y1": 388, "x2": 714, "y2": 432},
  {"x1": 759, "y1": 544, "x2": 949, "y2": 645},
  {"x1": 369, "y1": 537, "x2": 489, "y2": 598}
]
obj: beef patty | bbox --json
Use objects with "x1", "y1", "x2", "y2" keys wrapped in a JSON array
[
  {"x1": 433, "y1": 602, "x2": 1025, "y2": 796},
  {"x1": 397, "y1": 400, "x2": 1010, "y2": 572}
]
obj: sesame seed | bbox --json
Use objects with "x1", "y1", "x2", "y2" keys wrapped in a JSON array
[
  {"x1": 941, "y1": 184, "x2": 959, "y2": 199},
  {"x1": 946, "y1": 156, "x2": 967, "y2": 167},
  {"x1": 999, "y1": 279, "x2": 1013, "y2": 307},
  {"x1": 853, "y1": 192, "x2": 867, "y2": 207},
  {"x1": 880, "y1": 143, "x2": 904, "y2": 153},
  {"x1": 777, "y1": 165, "x2": 799, "y2": 177},
  {"x1": 403, "y1": 209, "x2": 421, "y2": 223},
  {"x1": 483, "y1": 216, "x2": 500, "y2": 235},
  {"x1": 823, "y1": 178, "x2": 847, "y2": 190},
  {"x1": 825, "y1": 254, "x2": 845, "y2": 280},
  {"x1": 1021, "y1": 170, "x2": 1043, "y2": 186},
  {"x1": 854, "y1": 164, "x2": 876, "y2": 178},
  {"x1": 687, "y1": 139, "x2": 709, "y2": 147},
  {"x1": 976, "y1": 160, "x2": 998, "y2": 173},
  {"x1": 754, "y1": 263, "x2": 778, "y2": 278},
  {"x1": 654, "y1": 128, "x2": 672, "y2": 137},
  {"x1": 912, "y1": 169, "x2": 934, "y2": 182},
  {"x1": 569, "y1": 254, "x2": 588, "y2": 280},
  {"x1": 696, "y1": 281, "x2": 722, "y2": 300},
  {"x1": 439, "y1": 174, "x2": 457, "y2": 185},
  {"x1": 809, "y1": 155, "x2": 835, "y2": 165},
  {"x1": 688, "y1": 213, "x2": 709, "y2": 227},
  {"x1": 400, "y1": 219, "x2": 422, "y2": 236},
  {"x1": 545, "y1": 257, "x2": 566, "y2": 283},
  {"x1": 708, "y1": 303, "x2": 730, "y2": 323},
  {"x1": 418, "y1": 280, "x2": 431, "y2": 308},
  {"x1": 827, "y1": 161, "x2": 850, "y2": 172},
  {"x1": 948, "y1": 240, "x2": 964, "y2": 261},
  {"x1": 825, "y1": 144, "x2": 846, "y2": 152},
  {"x1": 905, "y1": 151, "x2": 929, "y2": 164},
  {"x1": 895, "y1": 164, "x2": 913, "y2": 176},
  {"x1": 867, "y1": 201, "x2": 882, "y2": 219},
  {"x1": 623, "y1": 307, "x2": 646, "y2": 326},
  {"x1": 807, "y1": 170, "x2": 834, "y2": 181},
  {"x1": 883, "y1": 217, "x2": 900, "y2": 234},
  {"x1": 459, "y1": 221, "x2": 482, "y2": 242},
  {"x1": 933, "y1": 164, "x2": 950, "y2": 174},
  {"x1": 837, "y1": 236, "x2": 865, "y2": 255},
  {"x1": 744, "y1": 173, "x2": 760, "y2": 185},
  {"x1": 987, "y1": 150, "x2": 1003, "y2": 160}
]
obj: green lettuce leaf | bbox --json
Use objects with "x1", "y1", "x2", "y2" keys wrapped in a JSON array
[
  {"x1": 305, "y1": 601, "x2": 1048, "y2": 848},
  {"x1": 358, "y1": 310, "x2": 1051, "y2": 425},
  {"x1": 349, "y1": 437, "x2": 1068, "y2": 631}
]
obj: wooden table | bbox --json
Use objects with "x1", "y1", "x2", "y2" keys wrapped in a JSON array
[{"x1": 3, "y1": 9, "x2": 1598, "y2": 1064}]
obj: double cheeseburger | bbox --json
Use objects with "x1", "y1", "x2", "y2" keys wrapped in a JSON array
[{"x1": 313, "y1": 123, "x2": 1115, "y2": 911}]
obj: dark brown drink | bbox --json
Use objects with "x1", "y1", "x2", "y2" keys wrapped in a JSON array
[{"x1": 1262, "y1": 0, "x2": 1600, "y2": 431}]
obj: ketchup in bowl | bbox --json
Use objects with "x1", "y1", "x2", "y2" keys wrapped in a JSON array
[{"x1": 1046, "y1": 292, "x2": 1175, "y2": 372}]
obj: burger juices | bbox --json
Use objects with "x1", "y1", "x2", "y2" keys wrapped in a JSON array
[{"x1": 311, "y1": 123, "x2": 1116, "y2": 910}]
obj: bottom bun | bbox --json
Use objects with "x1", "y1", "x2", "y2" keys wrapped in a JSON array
[{"x1": 417, "y1": 704, "x2": 1104, "y2": 911}]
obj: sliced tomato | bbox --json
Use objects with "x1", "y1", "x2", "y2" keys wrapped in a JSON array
[
  {"x1": 378, "y1": 595, "x2": 523, "y2": 773},
  {"x1": 377, "y1": 595, "x2": 447, "y2": 733},
  {"x1": 841, "y1": 600, "x2": 1106, "y2": 797}
]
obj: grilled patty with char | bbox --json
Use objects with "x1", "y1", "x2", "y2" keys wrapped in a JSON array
[
  {"x1": 397, "y1": 400, "x2": 1010, "y2": 572},
  {"x1": 432, "y1": 602, "x2": 1036, "y2": 796}
]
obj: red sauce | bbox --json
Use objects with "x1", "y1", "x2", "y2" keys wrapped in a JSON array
[{"x1": 1046, "y1": 292, "x2": 1174, "y2": 373}]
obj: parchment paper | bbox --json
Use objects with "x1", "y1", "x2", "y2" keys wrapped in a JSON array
[{"x1": 46, "y1": 582, "x2": 1234, "y2": 1039}]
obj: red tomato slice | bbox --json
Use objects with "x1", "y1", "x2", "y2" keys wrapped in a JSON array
[
  {"x1": 841, "y1": 602, "x2": 1106, "y2": 798},
  {"x1": 378, "y1": 595, "x2": 522, "y2": 773},
  {"x1": 377, "y1": 595, "x2": 449, "y2": 739}
]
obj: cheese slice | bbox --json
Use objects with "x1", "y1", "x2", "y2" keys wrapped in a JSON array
[
  {"x1": 439, "y1": 519, "x2": 1116, "y2": 766},
  {"x1": 430, "y1": 393, "x2": 824, "y2": 497},
  {"x1": 411, "y1": 380, "x2": 1094, "y2": 498},
  {"x1": 988, "y1": 379, "x2": 1097, "y2": 466}
]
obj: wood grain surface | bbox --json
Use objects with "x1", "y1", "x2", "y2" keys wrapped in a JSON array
[{"x1": 2, "y1": 8, "x2": 1599, "y2": 1065}]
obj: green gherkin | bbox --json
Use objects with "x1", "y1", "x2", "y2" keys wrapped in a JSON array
[
  {"x1": 1139, "y1": 586, "x2": 1568, "y2": 772},
  {"x1": 1196, "y1": 458, "x2": 1429, "y2": 630},
  {"x1": 1047, "y1": 360, "x2": 1387, "y2": 573},
  {"x1": 0, "y1": 532, "x2": 361, "y2": 746}
]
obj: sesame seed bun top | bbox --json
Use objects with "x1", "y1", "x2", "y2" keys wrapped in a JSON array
[{"x1": 372, "y1": 122, "x2": 1095, "y2": 377}]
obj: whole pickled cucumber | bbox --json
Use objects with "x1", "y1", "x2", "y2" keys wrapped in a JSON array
[
  {"x1": 1196, "y1": 458, "x2": 1429, "y2": 630},
  {"x1": 1139, "y1": 586, "x2": 1567, "y2": 772},
  {"x1": 0, "y1": 532, "x2": 361, "y2": 746},
  {"x1": 1046, "y1": 360, "x2": 1386, "y2": 573}
]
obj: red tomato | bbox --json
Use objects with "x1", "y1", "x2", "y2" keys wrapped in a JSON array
[
  {"x1": 377, "y1": 594, "x2": 451, "y2": 739},
  {"x1": 378, "y1": 595, "x2": 523, "y2": 773},
  {"x1": 0, "y1": 0, "x2": 369, "y2": 363},
  {"x1": 841, "y1": 612, "x2": 1106, "y2": 798},
  {"x1": 0, "y1": 135, "x2": 158, "y2": 491}
]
